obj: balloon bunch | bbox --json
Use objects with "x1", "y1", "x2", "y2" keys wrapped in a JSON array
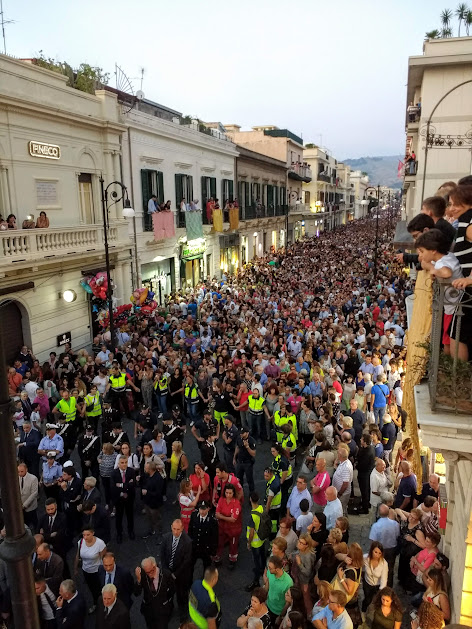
[
  {"x1": 80, "y1": 272, "x2": 108, "y2": 300},
  {"x1": 130, "y1": 287, "x2": 158, "y2": 317},
  {"x1": 98, "y1": 304, "x2": 133, "y2": 329}
]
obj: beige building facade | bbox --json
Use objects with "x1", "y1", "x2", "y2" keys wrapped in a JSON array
[
  {"x1": 403, "y1": 37, "x2": 472, "y2": 221},
  {"x1": 0, "y1": 55, "x2": 132, "y2": 363}
]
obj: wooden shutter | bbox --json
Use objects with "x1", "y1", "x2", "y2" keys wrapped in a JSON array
[
  {"x1": 188, "y1": 176, "x2": 194, "y2": 201},
  {"x1": 210, "y1": 177, "x2": 217, "y2": 200},
  {"x1": 274, "y1": 185, "x2": 279, "y2": 206},
  {"x1": 201, "y1": 176, "x2": 208, "y2": 208},
  {"x1": 141, "y1": 170, "x2": 151, "y2": 212},
  {"x1": 244, "y1": 182, "x2": 250, "y2": 207},
  {"x1": 175, "y1": 174, "x2": 183, "y2": 208},
  {"x1": 267, "y1": 185, "x2": 274, "y2": 206},
  {"x1": 228, "y1": 180, "x2": 234, "y2": 200},
  {"x1": 157, "y1": 172, "x2": 164, "y2": 205}
]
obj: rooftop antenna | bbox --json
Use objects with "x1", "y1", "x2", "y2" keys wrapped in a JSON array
[
  {"x1": 0, "y1": 0, "x2": 15, "y2": 55},
  {"x1": 139, "y1": 67, "x2": 145, "y2": 92}
]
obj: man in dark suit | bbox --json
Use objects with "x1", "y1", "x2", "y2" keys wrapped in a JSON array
[
  {"x1": 34, "y1": 543, "x2": 64, "y2": 596},
  {"x1": 82, "y1": 501, "x2": 110, "y2": 544},
  {"x1": 160, "y1": 519, "x2": 193, "y2": 622},
  {"x1": 134, "y1": 557, "x2": 174, "y2": 629},
  {"x1": 110, "y1": 456, "x2": 136, "y2": 543},
  {"x1": 95, "y1": 583, "x2": 130, "y2": 629},
  {"x1": 17, "y1": 420, "x2": 41, "y2": 477},
  {"x1": 35, "y1": 575, "x2": 57, "y2": 629},
  {"x1": 77, "y1": 424, "x2": 101, "y2": 480},
  {"x1": 98, "y1": 552, "x2": 134, "y2": 610},
  {"x1": 58, "y1": 467, "x2": 82, "y2": 535},
  {"x1": 79, "y1": 477, "x2": 101, "y2": 506},
  {"x1": 38, "y1": 499, "x2": 69, "y2": 563},
  {"x1": 55, "y1": 579, "x2": 86, "y2": 629},
  {"x1": 188, "y1": 501, "x2": 219, "y2": 576}
]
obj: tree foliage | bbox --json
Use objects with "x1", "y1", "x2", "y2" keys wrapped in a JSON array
[
  {"x1": 425, "y1": 4, "x2": 472, "y2": 38},
  {"x1": 33, "y1": 52, "x2": 109, "y2": 94}
]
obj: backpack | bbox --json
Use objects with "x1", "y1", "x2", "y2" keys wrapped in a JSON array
[{"x1": 253, "y1": 509, "x2": 272, "y2": 541}]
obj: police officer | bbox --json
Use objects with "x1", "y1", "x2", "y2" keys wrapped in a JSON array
[
  {"x1": 191, "y1": 409, "x2": 219, "y2": 447},
  {"x1": 84, "y1": 384, "x2": 102, "y2": 432},
  {"x1": 188, "y1": 501, "x2": 219, "y2": 575},
  {"x1": 221, "y1": 415, "x2": 239, "y2": 473},
  {"x1": 271, "y1": 443, "x2": 292, "y2": 514},
  {"x1": 56, "y1": 417, "x2": 76, "y2": 464},
  {"x1": 245, "y1": 492, "x2": 266, "y2": 592},
  {"x1": 189, "y1": 565, "x2": 221, "y2": 629},
  {"x1": 38, "y1": 424, "x2": 64, "y2": 463},
  {"x1": 101, "y1": 401, "x2": 120, "y2": 441},
  {"x1": 281, "y1": 423, "x2": 297, "y2": 469},
  {"x1": 264, "y1": 467, "x2": 281, "y2": 539},
  {"x1": 247, "y1": 389, "x2": 269, "y2": 445},
  {"x1": 153, "y1": 367, "x2": 169, "y2": 416},
  {"x1": 77, "y1": 424, "x2": 101, "y2": 480},
  {"x1": 184, "y1": 373, "x2": 203, "y2": 424},
  {"x1": 105, "y1": 423, "x2": 130, "y2": 453},
  {"x1": 234, "y1": 426, "x2": 256, "y2": 493},
  {"x1": 52, "y1": 390, "x2": 77, "y2": 424},
  {"x1": 200, "y1": 433, "x2": 219, "y2": 481},
  {"x1": 162, "y1": 412, "x2": 184, "y2": 458},
  {"x1": 106, "y1": 366, "x2": 129, "y2": 416},
  {"x1": 273, "y1": 402, "x2": 295, "y2": 444}
]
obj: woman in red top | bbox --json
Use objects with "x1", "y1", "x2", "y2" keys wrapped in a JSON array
[
  {"x1": 189, "y1": 462, "x2": 211, "y2": 503},
  {"x1": 215, "y1": 483, "x2": 242, "y2": 569}
]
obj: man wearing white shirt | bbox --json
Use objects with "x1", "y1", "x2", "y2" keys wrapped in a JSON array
[
  {"x1": 370, "y1": 459, "x2": 391, "y2": 520},
  {"x1": 147, "y1": 195, "x2": 158, "y2": 214},
  {"x1": 286, "y1": 476, "x2": 313, "y2": 522},
  {"x1": 332, "y1": 445, "x2": 353, "y2": 515}
]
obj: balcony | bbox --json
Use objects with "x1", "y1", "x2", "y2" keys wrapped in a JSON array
[
  {"x1": 288, "y1": 163, "x2": 312, "y2": 182},
  {"x1": 404, "y1": 159, "x2": 417, "y2": 178},
  {"x1": 240, "y1": 205, "x2": 288, "y2": 220},
  {"x1": 289, "y1": 203, "x2": 310, "y2": 214},
  {"x1": 0, "y1": 222, "x2": 130, "y2": 266},
  {"x1": 317, "y1": 172, "x2": 331, "y2": 183},
  {"x1": 426, "y1": 279, "x2": 472, "y2": 415}
]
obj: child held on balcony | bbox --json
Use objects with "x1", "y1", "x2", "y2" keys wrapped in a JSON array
[{"x1": 416, "y1": 229, "x2": 462, "y2": 352}]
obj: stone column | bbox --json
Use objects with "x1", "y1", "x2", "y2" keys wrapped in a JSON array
[{"x1": 0, "y1": 166, "x2": 11, "y2": 215}]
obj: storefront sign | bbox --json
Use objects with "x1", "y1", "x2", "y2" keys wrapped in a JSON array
[
  {"x1": 57, "y1": 332, "x2": 71, "y2": 347},
  {"x1": 181, "y1": 240, "x2": 206, "y2": 261},
  {"x1": 29, "y1": 141, "x2": 61, "y2": 160}
]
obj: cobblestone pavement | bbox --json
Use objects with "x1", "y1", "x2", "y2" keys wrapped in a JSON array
[{"x1": 63, "y1": 415, "x2": 409, "y2": 629}]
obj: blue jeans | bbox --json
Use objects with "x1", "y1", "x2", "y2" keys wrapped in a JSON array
[
  {"x1": 373, "y1": 406, "x2": 386, "y2": 430},
  {"x1": 248, "y1": 412, "x2": 264, "y2": 441},
  {"x1": 156, "y1": 394, "x2": 167, "y2": 415},
  {"x1": 251, "y1": 544, "x2": 266, "y2": 581},
  {"x1": 187, "y1": 402, "x2": 200, "y2": 423}
]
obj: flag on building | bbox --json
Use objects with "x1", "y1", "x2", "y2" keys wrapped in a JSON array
[{"x1": 397, "y1": 160, "x2": 405, "y2": 179}]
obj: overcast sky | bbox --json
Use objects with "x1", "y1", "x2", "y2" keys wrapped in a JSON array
[{"x1": 3, "y1": 0, "x2": 454, "y2": 158}]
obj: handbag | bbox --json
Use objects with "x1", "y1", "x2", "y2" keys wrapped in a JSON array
[
  {"x1": 396, "y1": 429, "x2": 403, "y2": 442},
  {"x1": 77, "y1": 538, "x2": 84, "y2": 568},
  {"x1": 330, "y1": 565, "x2": 361, "y2": 604}
]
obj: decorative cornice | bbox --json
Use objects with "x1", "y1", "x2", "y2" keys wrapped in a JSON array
[
  {"x1": 141, "y1": 156, "x2": 164, "y2": 165},
  {"x1": 201, "y1": 166, "x2": 216, "y2": 173},
  {"x1": 174, "y1": 161, "x2": 193, "y2": 170}
]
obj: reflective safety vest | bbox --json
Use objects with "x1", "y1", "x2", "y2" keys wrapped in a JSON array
[
  {"x1": 265, "y1": 475, "x2": 281, "y2": 510},
  {"x1": 248, "y1": 395, "x2": 264, "y2": 415},
  {"x1": 154, "y1": 376, "x2": 168, "y2": 395},
  {"x1": 57, "y1": 397, "x2": 76, "y2": 422},
  {"x1": 272, "y1": 454, "x2": 292, "y2": 481},
  {"x1": 185, "y1": 383, "x2": 199, "y2": 404},
  {"x1": 189, "y1": 579, "x2": 220, "y2": 629},
  {"x1": 273, "y1": 411, "x2": 291, "y2": 442},
  {"x1": 109, "y1": 374, "x2": 126, "y2": 393},
  {"x1": 282, "y1": 433, "x2": 297, "y2": 456},
  {"x1": 84, "y1": 392, "x2": 101, "y2": 417},
  {"x1": 247, "y1": 504, "x2": 265, "y2": 548}
]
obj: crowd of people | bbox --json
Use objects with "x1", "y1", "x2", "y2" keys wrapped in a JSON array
[
  {"x1": 3, "y1": 204, "x2": 457, "y2": 629},
  {"x1": 0, "y1": 211, "x2": 50, "y2": 230}
]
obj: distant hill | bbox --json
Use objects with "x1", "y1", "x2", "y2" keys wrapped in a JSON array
[{"x1": 343, "y1": 155, "x2": 403, "y2": 188}]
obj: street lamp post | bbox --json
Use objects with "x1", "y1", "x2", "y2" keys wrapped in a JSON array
[
  {"x1": 100, "y1": 177, "x2": 135, "y2": 352},
  {"x1": 362, "y1": 184, "x2": 381, "y2": 279},
  {"x1": 0, "y1": 331, "x2": 38, "y2": 628}
]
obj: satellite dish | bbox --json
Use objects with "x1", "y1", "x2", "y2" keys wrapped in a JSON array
[{"x1": 136, "y1": 90, "x2": 145, "y2": 101}]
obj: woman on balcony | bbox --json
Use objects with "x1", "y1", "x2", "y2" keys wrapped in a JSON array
[{"x1": 36, "y1": 211, "x2": 49, "y2": 228}]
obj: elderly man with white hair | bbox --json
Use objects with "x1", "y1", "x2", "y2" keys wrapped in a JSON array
[
  {"x1": 96, "y1": 583, "x2": 130, "y2": 629},
  {"x1": 134, "y1": 556, "x2": 175, "y2": 629},
  {"x1": 370, "y1": 458, "x2": 391, "y2": 521},
  {"x1": 323, "y1": 486, "x2": 343, "y2": 530}
]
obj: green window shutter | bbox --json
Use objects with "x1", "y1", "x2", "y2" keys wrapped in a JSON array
[
  {"x1": 244, "y1": 182, "x2": 250, "y2": 207},
  {"x1": 175, "y1": 174, "x2": 183, "y2": 208},
  {"x1": 238, "y1": 182, "x2": 243, "y2": 206},
  {"x1": 274, "y1": 185, "x2": 278, "y2": 206},
  {"x1": 267, "y1": 185, "x2": 274, "y2": 206},
  {"x1": 221, "y1": 178, "x2": 227, "y2": 204},
  {"x1": 157, "y1": 172, "x2": 164, "y2": 205},
  {"x1": 201, "y1": 176, "x2": 208, "y2": 208},
  {"x1": 210, "y1": 177, "x2": 217, "y2": 200},
  {"x1": 188, "y1": 176, "x2": 193, "y2": 201},
  {"x1": 280, "y1": 186, "x2": 286, "y2": 206},
  {"x1": 141, "y1": 170, "x2": 151, "y2": 212},
  {"x1": 228, "y1": 180, "x2": 234, "y2": 200}
]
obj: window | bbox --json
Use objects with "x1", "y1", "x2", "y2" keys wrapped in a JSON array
[
  {"x1": 280, "y1": 186, "x2": 286, "y2": 207},
  {"x1": 221, "y1": 179, "x2": 234, "y2": 204},
  {"x1": 175, "y1": 174, "x2": 194, "y2": 227},
  {"x1": 141, "y1": 169, "x2": 164, "y2": 231},
  {"x1": 78, "y1": 173, "x2": 95, "y2": 224},
  {"x1": 201, "y1": 176, "x2": 217, "y2": 224}
]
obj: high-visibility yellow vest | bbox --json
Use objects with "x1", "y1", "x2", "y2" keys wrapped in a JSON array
[
  {"x1": 282, "y1": 433, "x2": 297, "y2": 455},
  {"x1": 247, "y1": 505, "x2": 265, "y2": 548},
  {"x1": 85, "y1": 392, "x2": 101, "y2": 417},
  {"x1": 109, "y1": 374, "x2": 126, "y2": 392},
  {"x1": 265, "y1": 476, "x2": 281, "y2": 509},
  {"x1": 185, "y1": 383, "x2": 199, "y2": 404},
  {"x1": 273, "y1": 454, "x2": 292, "y2": 481},
  {"x1": 154, "y1": 376, "x2": 168, "y2": 394},
  {"x1": 57, "y1": 397, "x2": 77, "y2": 422},
  {"x1": 273, "y1": 411, "x2": 291, "y2": 442},
  {"x1": 189, "y1": 580, "x2": 220, "y2": 629},
  {"x1": 248, "y1": 395, "x2": 264, "y2": 414}
]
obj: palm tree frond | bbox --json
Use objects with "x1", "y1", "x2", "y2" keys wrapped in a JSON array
[
  {"x1": 441, "y1": 26, "x2": 453, "y2": 36},
  {"x1": 441, "y1": 8, "x2": 453, "y2": 26},
  {"x1": 425, "y1": 29, "x2": 441, "y2": 39},
  {"x1": 465, "y1": 9, "x2": 472, "y2": 34}
]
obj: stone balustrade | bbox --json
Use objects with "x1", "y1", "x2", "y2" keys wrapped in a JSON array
[{"x1": 0, "y1": 222, "x2": 129, "y2": 264}]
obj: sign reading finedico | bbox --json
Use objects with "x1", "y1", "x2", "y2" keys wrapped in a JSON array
[
  {"x1": 181, "y1": 241, "x2": 206, "y2": 261},
  {"x1": 29, "y1": 141, "x2": 61, "y2": 160}
]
